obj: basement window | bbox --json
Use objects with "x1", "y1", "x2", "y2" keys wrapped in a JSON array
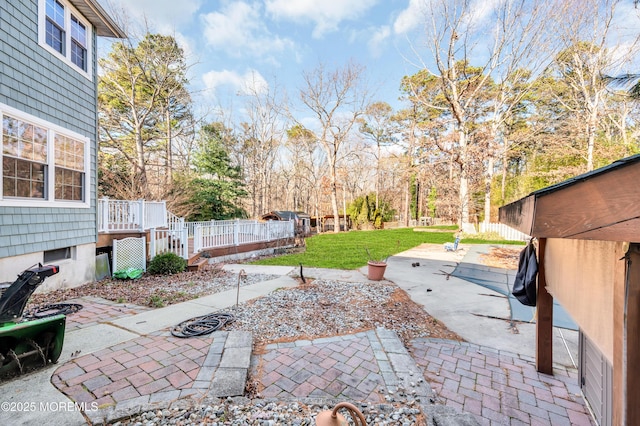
[{"x1": 44, "y1": 246, "x2": 72, "y2": 263}]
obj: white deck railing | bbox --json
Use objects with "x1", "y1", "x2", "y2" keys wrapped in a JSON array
[
  {"x1": 98, "y1": 198, "x2": 168, "y2": 232},
  {"x1": 193, "y1": 219, "x2": 295, "y2": 253},
  {"x1": 149, "y1": 226, "x2": 188, "y2": 259},
  {"x1": 184, "y1": 219, "x2": 238, "y2": 237}
]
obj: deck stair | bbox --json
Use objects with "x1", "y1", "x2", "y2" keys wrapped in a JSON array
[{"x1": 188, "y1": 254, "x2": 208, "y2": 271}]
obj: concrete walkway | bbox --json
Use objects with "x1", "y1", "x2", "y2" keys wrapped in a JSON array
[
  {"x1": 385, "y1": 244, "x2": 580, "y2": 368},
  {"x1": 0, "y1": 244, "x2": 593, "y2": 426}
]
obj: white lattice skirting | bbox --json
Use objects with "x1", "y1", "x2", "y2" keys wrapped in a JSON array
[{"x1": 113, "y1": 237, "x2": 146, "y2": 273}]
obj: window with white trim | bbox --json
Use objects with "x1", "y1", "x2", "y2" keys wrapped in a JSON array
[
  {"x1": 39, "y1": 0, "x2": 92, "y2": 77},
  {"x1": 1, "y1": 104, "x2": 89, "y2": 207}
]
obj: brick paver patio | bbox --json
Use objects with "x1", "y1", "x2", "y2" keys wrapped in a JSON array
[
  {"x1": 410, "y1": 338, "x2": 595, "y2": 426},
  {"x1": 51, "y1": 332, "x2": 217, "y2": 410},
  {"x1": 41, "y1": 297, "x2": 597, "y2": 425},
  {"x1": 60, "y1": 296, "x2": 151, "y2": 332},
  {"x1": 257, "y1": 333, "x2": 385, "y2": 402}
]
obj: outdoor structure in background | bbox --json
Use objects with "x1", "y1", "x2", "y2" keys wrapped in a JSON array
[
  {"x1": 261, "y1": 211, "x2": 311, "y2": 236},
  {"x1": 0, "y1": 0, "x2": 125, "y2": 290},
  {"x1": 314, "y1": 214, "x2": 351, "y2": 233},
  {"x1": 499, "y1": 154, "x2": 640, "y2": 426}
]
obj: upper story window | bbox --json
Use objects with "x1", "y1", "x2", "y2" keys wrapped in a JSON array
[
  {"x1": 70, "y1": 16, "x2": 87, "y2": 71},
  {"x1": 39, "y1": 0, "x2": 92, "y2": 78},
  {"x1": 1, "y1": 104, "x2": 89, "y2": 208},
  {"x1": 45, "y1": 0, "x2": 65, "y2": 54}
]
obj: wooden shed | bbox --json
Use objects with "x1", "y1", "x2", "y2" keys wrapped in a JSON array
[
  {"x1": 499, "y1": 154, "x2": 640, "y2": 426},
  {"x1": 261, "y1": 211, "x2": 311, "y2": 236}
]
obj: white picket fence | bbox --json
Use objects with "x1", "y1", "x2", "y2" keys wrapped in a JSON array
[
  {"x1": 193, "y1": 219, "x2": 295, "y2": 253},
  {"x1": 479, "y1": 222, "x2": 530, "y2": 241}
]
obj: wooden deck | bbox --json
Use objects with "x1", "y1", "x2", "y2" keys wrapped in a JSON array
[{"x1": 98, "y1": 228, "x2": 295, "y2": 271}]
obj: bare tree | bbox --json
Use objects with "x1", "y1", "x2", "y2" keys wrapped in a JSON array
[
  {"x1": 481, "y1": 0, "x2": 559, "y2": 222},
  {"x1": 237, "y1": 75, "x2": 286, "y2": 218},
  {"x1": 405, "y1": 0, "x2": 553, "y2": 225},
  {"x1": 297, "y1": 62, "x2": 371, "y2": 232},
  {"x1": 548, "y1": 0, "x2": 639, "y2": 171},
  {"x1": 392, "y1": 106, "x2": 423, "y2": 227},
  {"x1": 359, "y1": 101, "x2": 395, "y2": 211},
  {"x1": 283, "y1": 125, "x2": 328, "y2": 217}
]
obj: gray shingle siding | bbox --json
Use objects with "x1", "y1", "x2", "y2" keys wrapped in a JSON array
[{"x1": 0, "y1": 0, "x2": 98, "y2": 258}]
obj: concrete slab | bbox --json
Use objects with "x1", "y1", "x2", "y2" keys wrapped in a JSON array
[
  {"x1": 298, "y1": 267, "x2": 370, "y2": 282},
  {"x1": 223, "y1": 264, "x2": 371, "y2": 283},
  {"x1": 0, "y1": 366, "x2": 87, "y2": 426},
  {"x1": 222, "y1": 264, "x2": 295, "y2": 276},
  {"x1": 208, "y1": 368, "x2": 247, "y2": 397},
  {"x1": 219, "y1": 347, "x2": 251, "y2": 369},
  {"x1": 110, "y1": 300, "x2": 223, "y2": 335},
  {"x1": 224, "y1": 330, "x2": 252, "y2": 348},
  {"x1": 384, "y1": 244, "x2": 579, "y2": 368}
]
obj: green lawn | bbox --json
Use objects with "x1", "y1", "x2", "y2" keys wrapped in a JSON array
[{"x1": 251, "y1": 227, "x2": 523, "y2": 270}]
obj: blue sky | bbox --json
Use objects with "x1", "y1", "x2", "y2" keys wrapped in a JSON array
[
  {"x1": 101, "y1": 0, "x2": 438, "y2": 114},
  {"x1": 101, "y1": 0, "x2": 640, "y2": 120}
]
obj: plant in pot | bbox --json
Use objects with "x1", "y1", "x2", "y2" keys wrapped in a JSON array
[{"x1": 365, "y1": 248, "x2": 389, "y2": 281}]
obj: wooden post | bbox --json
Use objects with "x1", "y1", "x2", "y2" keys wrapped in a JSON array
[
  {"x1": 536, "y1": 238, "x2": 554, "y2": 374},
  {"x1": 623, "y1": 244, "x2": 640, "y2": 425}
]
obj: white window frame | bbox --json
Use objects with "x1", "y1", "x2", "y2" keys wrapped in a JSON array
[
  {"x1": 38, "y1": 0, "x2": 93, "y2": 80},
  {"x1": 1, "y1": 103, "x2": 90, "y2": 209}
]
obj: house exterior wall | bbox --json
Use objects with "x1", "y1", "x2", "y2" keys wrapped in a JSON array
[
  {"x1": 0, "y1": 0, "x2": 98, "y2": 287},
  {"x1": 544, "y1": 238, "x2": 627, "y2": 364}
]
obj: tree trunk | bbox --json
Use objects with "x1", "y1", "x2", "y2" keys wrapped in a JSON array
[
  {"x1": 135, "y1": 130, "x2": 148, "y2": 197},
  {"x1": 501, "y1": 140, "x2": 509, "y2": 202},
  {"x1": 376, "y1": 142, "x2": 381, "y2": 211},
  {"x1": 484, "y1": 155, "x2": 494, "y2": 223},
  {"x1": 458, "y1": 129, "x2": 469, "y2": 225},
  {"x1": 403, "y1": 172, "x2": 410, "y2": 227},
  {"x1": 329, "y1": 166, "x2": 340, "y2": 233},
  {"x1": 586, "y1": 107, "x2": 598, "y2": 171}
]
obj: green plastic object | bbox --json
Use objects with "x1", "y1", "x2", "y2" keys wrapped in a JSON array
[
  {"x1": 113, "y1": 268, "x2": 143, "y2": 280},
  {"x1": 0, "y1": 314, "x2": 66, "y2": 378}
]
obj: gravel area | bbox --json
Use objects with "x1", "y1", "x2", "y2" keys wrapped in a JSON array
[
  {"x1": 114, "y1": 398, "x2": 426, "y2": 426},
  {"x1": 225, "y1": 278, "x2": 458, "y2": 347},
  {"x1": 29, "y1": 266, "x2": 280, "y2": 308}
]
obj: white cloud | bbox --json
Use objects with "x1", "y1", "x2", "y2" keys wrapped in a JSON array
[
  {"x1": 202, "y1": 69, "x2": 269, "y2": 96},
  {"x1": 368, "y1": 25, "x2": 391, "y2": 57},
  {"x1": 108, "y1": 0, "x2": 202, "y2": 30},
  {"x1": 393, "y1": 0, "x2": 424, "y2": 34},
  {"x1": 464, "y1": 0, "x2": 505, "y2": 29},
  {"x1": 393, "y1": 0, "x2": 506, "y2": 35},
  {"x1": 265, "y1": 0, "x2": 378, "y2": 38},
  {"x1": 201, "y1": 1, "x2": 295, "y2": 59}
]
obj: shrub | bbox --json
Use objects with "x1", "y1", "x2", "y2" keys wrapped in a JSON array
[{"x1": 148, "y1": 252, "x2": 187, "y2": 275}]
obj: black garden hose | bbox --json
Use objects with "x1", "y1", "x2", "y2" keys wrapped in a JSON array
[
  {"x1": 171, "y1": 312, "x2": 235, "y2": 338},
  {"x1": 24, "y1": 303, "x2": 83, "y2": 319}
]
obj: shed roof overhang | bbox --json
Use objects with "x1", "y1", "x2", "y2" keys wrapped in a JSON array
[
  {"x1": 69, "y1": 0, "x2": 126, "y2": 38},
  {"x1": 499, "y1": 154, "x2": 640, "y2": 241}
]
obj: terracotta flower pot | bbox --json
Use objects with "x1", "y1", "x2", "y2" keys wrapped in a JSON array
[{"x1": 367, "y1": 261, "x2": 387, "y2": 281}]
